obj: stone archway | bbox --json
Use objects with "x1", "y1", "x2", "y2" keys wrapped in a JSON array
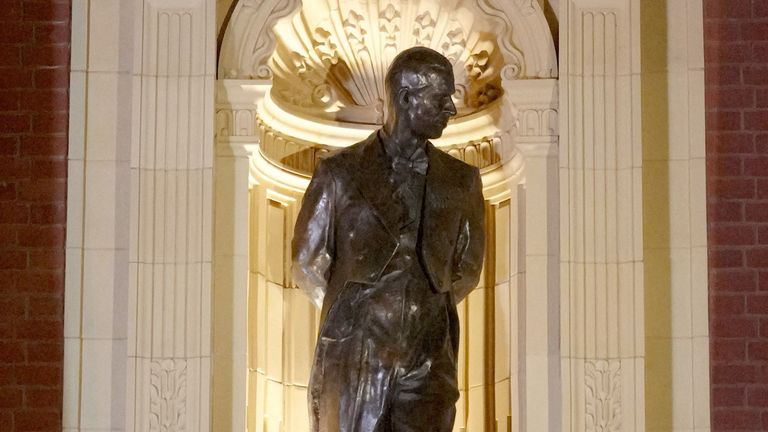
[{"x1": 214, "y1": 1, "x2": 559, "y2": 431}]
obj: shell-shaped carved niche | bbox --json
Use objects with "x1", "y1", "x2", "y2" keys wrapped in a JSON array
[{"x1": 268, "y1": 0, "x2": 513, "y2": 125}]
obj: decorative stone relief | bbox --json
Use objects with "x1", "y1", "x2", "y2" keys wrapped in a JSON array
[
  {"x1": 215, "y1": 108, "x2": 259, "y2": 138},
  {"x1": 585, "y1": 360, "x2": 622, "y2": 432},
  {"x1": 230, "y1": 110, "x2": 504, "y2": 175},
  {"x1": 218, "y1": 0, "x2": 302, "y2": 79},
  {"x1": 476, "y1": 0, "x2": 557, "y2": 80},
  {"x1": 413, "y1": 11, "x2": 436, "y2": 46},
  {"x1": 220, "y1": 0, "x2": 557, "y2": 82},
  {"x1": 444, "y1": 136, "x2": 503, "y2": 170},
  {"x1": 266, "y1": 0, "x2": 514, "y2": 124},
  {"x1": 516, "y1": 108, "x2": 558, "y2": 136},
  {"x1": 150, "y1": 359, "x2": 188, "y2": 432},
  {"x1": 255, "y1": 115, "x2": 328, "y2": 175},
  {"x1": 379, "y1": 3, "x2": 400, "y2": 49}
]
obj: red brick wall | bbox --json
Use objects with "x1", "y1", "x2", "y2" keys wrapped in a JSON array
[
  {"x1": 706, "y1": 0, "x2": 768, "y2": 430},
  {"x1": 0, "y1": 1, "x2": 70, "y2": 431}
]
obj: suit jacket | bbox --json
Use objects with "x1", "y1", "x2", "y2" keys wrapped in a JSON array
[{"x1": 291, "y1": 131, "x2": 485, "y2": 325}]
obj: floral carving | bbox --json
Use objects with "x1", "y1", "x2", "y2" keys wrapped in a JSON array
[
  {"x1": 471, "y1": 83, "x2": 501, "y2": 108},
  {"x1": 413, "y1": 11, "x2": 436, "y2": 46},
  {"x1": 313, "y1": 27, "x2": 340, "y2": 65},
  {"x1": 441, "y1": 25, "x2": 466, "y2": 61},
  {"x1": 467, "y1": 50, "x2": 491, "y2": 80},
  {"x1": 221, "y1": 0, "x2": 558, "y2": 81},
  {"x1": 379, "y1": 3, "x2": 401, "y2": 48},
  {"x1": 585, "y1": 360, "x2": 621, "y2": 432},
  {"x1": 343, "y1": 10, "x2": 368, "y2": 54},
  {"x1": 265, "y1": 0, "x2": 518, "y2": 123},
  {"x1": 149, "y1": 359, "x2": 187, "y2": 432}
]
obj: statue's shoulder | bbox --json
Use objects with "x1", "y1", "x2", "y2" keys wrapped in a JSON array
[
  {"x1": 320, "y1": 133, "x2": 375, "y2": 170},
  {"x1": 427, "y1": 142, "x2": 479, "y2": 178}
]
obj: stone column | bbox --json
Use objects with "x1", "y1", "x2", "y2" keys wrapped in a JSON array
[
  {"x1": 560, "y1": 1, "x2": 645, "y2": 431},
  {"x1": 126, "y1": 0, "x2": 216, "y2": 430},
  {"x1": 641, "y1": 1, "x2": 710, "y2": 430},
  {"x1": 504, "y1": 79, "x2": 561, "y2": 432},
  {"x1": 212, "y1": 81, "x2": 268, "y2": 432},
  {"x1": 64, "y1": 0, "x2": 134, "y2": 429}
]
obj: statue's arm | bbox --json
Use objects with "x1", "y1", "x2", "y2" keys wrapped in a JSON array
[
  {"x1": 291, "y1": 160, "x2": 336, "y2": 309},
  {"x1": 451, "y1": 168, "x2": 485, "y2": 302}
]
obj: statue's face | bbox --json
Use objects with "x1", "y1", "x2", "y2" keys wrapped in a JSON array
[{"x1": 401, "y1": 68, "x2": 457, "y2": 140}]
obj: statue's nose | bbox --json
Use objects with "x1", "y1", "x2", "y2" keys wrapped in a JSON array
[{"x1": 445, "y1": 99, "x2": 457, "y2": 116}]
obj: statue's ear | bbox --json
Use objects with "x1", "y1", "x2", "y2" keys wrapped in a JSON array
[{"x1": 397, "y1": 87, "x2": 410, "y2": 107}]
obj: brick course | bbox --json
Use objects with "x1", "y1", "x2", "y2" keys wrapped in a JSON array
[
  {"x1": 707, "y1": 0, "x2": 768, "y2": 430},
  {"x1": 0, "y1": 1, "x2": 69, "y2": 431}
]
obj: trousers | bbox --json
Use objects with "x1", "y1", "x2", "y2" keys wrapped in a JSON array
[{"x1": 309, "y1": 271, "x2": 459, "y2": 432}]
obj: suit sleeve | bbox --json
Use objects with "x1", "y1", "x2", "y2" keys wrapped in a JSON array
[
  {"x1": 451, "y1": 167, "x2": 485, "y2": 302},
  {"x1": 291, "y1": 159, "x2": 335, "y2": 309}
]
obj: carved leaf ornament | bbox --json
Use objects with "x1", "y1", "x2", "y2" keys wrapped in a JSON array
[
  {"x1": 218, "y1": 0, "x2": 558, "y2": 85},
  {"x1": 149, "y1": 359, "x2": 187, "y2": 432},
  {"x1": 585, "y1": 360, "x2": 622, "y2": 432}
]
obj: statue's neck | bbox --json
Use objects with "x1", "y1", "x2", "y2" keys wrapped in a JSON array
[{"x1": 382, "y1": 120, "x2": 426, "y2": 158}]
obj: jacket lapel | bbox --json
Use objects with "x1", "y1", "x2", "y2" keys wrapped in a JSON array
[
  {"x1": 423, "y1": 142, "x2": 448, "y2": 214},
  {"x1": 420, "y1": 142, "x2": 459, "y2": 293},
  {"x1": 350, "y1": 132, "x2": 401, "y2": 238}
]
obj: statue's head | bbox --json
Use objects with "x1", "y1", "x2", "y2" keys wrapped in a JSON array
[{"x1": 385, "y1": 47, "x2": 457, "y2": 140}]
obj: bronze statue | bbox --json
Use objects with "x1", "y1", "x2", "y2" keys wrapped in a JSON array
[{"x1": 292, "y1": 46, "x2": 485, "y2": 432}]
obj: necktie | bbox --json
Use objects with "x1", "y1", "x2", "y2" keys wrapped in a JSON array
[{"x1": 391, "y1": 147, "x2": 428, "y2": 175}]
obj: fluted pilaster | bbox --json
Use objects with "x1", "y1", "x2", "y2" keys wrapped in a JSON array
[{"x1": 127, "y1": 1, "x2": 216, "y2": 430}]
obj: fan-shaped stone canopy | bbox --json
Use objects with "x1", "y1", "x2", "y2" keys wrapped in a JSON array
[
  {"x1": 218, "y1": 0, "x2": 558, "y2": 87},
  {"x1": 267, "y1": 0, "x2": 508, "y2": 124},
  {"x1": 217, "y1": 0, "x2": 557, "y2": 174}
]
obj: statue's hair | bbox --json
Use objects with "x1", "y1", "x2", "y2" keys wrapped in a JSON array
[{"x1": 385, "y1": 47, "x2": 453, "y2": 102}]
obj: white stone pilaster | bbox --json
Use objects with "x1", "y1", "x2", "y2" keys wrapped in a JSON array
[
  {"x1": 642, "y1": 1, "x2": 710, "y2": 431},
  {"x1": 64, "y1": 0, "x2": 133, "y2": 430},
  {"x1": 211, "y1": 140, "x2": 250, "y2": 432},
  {"x1": 211, "y1": 81, "x2": 271, "y2": 431},
  {"x1": 127, "y1": 0, "x2": 216, "y2": 430},
  {"x1": 560, "y1": 1, "x2": 645, "y2": 431},
  {"x1": 501, "y1": 79, "x2": 561, "y2": 432}
]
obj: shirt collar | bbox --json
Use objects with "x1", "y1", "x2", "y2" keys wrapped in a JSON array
[{"x1": 378, "y1": 129, "x2": 427, "y2": 161}]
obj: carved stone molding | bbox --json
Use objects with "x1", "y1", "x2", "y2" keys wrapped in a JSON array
[
  {"x1": 585, "y1": 360, "x2": 622, "y2": 432},
  {"x1": 215, "y1": 80, "x2": 523, "y2": 176},
  {"x1": 246, "y1": 110, "x2": 504, "y2": 176},
  {"x1": 215, "y1": 108, "x2": 258, "y2": 138},
  {"x1": 218, "y1": 0, "x2": 302, "y2": 79},
  {"x1": 490, "y1": 0, "x2": 558, "y2": 79},
  {"x1": 150, "y1": 359, "x2": 188, "y2": 432},
  {"x1": 514, "y1": 108, "x2": 558, "y2": 137}
]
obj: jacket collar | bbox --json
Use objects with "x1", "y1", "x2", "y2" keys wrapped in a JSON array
[
  {"x1": 350, "y1": 130, "x2": 448, "y2": 239},
  {"x1": 353, "y1": 131, "x2": 400, "y2": 237}
]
